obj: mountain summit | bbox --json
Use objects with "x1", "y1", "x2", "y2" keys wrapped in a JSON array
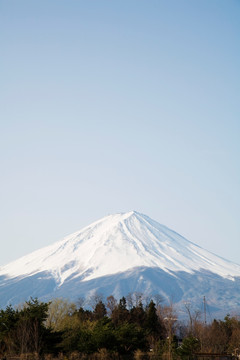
[{"x1": 0, "y1": 211, "x2": 240, "y2": 316}]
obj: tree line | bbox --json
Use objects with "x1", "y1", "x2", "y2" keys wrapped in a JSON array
[{"x1": 0, "y1": 294, "x2": 240, "y2": 360}]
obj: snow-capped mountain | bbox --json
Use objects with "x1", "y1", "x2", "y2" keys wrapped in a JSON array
[{"x1": 0, "y1": 211, "x2": 240, "y2": 318}]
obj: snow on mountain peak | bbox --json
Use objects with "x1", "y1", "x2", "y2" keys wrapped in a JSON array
[{"x1": 1, "y1": 211, "x2": 240, "y2": 287}]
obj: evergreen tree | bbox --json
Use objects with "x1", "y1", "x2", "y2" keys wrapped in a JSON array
[
  {"x1": 145, "y1": 300, "x2": 163, "y2": 337},
  {"x1": 93, "y1": 300, "x2": 107, "y2": 320}
]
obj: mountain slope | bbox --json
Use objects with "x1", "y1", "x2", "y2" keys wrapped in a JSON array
[{"x1": 0, "y1": 211, "x2": 240, "y2": 316}]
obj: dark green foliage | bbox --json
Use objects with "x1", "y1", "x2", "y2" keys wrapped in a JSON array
[
  {"x1": 176, "y1": 336, "x2": 200, "y2": 360},
  {"x1": 115, "y1": 322, "x2": 147, "y2": 355},
  {"x1": 76, "y1": 328, "x2": 95, "y2": 354},
  {"x1": 111, "y1": 296, "x2": 130, "y2": 326},
  {"x1": 93, "y1": 300, "x2": 107, "y2": 320},
  {"x1": 1, "y1": 295, "x2": 240, "y2": 359},
  {"x1": 0, "y1": 298, "x2": 59, "y2": 356},
  {"x1": 145, "y1": 300, "x2": 165, "y2": 339},
  {"x1": 77, "y1": 307, "x2": 93, "y2": 322},
  {"x1": 129, "y1": 302, "x2": 146, "y2": 327},
  {"x1": 16, "y1": 297, "x2": 50, "y2": 354},
  {"x1": 92, "y1": 317, "x2": 116, "y2": 351},
  {"x1": 0, "y1": 305, "x2": 19, "y2": 355}
]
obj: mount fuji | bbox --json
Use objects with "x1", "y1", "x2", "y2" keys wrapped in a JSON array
[{"x1": 0, "y1": 211, "x2": 240, "y2": 318}]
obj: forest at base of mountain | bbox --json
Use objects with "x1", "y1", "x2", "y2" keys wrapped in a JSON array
[{"x1": 1, "y1": 294, "x2": 240, "y2": 360}]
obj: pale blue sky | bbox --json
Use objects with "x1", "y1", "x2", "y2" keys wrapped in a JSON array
[{"x1": 1, "y1": 0, "x2": 240, "y2": 266}]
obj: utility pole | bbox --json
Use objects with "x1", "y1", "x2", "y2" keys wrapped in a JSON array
[{"x1": 203, "y1": 296, "x2": 206, "y2": 324}]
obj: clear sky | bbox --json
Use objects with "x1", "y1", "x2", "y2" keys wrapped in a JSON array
[{"x1": 1, "y1": 0, "x2": 239, "y2": 266}]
